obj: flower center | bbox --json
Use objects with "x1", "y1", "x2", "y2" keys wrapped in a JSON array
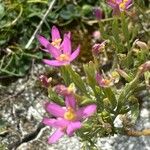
[
  {"x1": 119, "y1": 0, "x2": 128, "y2": 10},
  {"x1": 102, "y1": 79, "x2": 111, "y2": 86},
  {"x1": 51, "y1": 38, "x2": 62, "y2": 48},
  {"x1": 57, "y1": 54, "x2": 69, "y2": 61},
  {"x1": 64, "y1": 107, "x2": 76, "y2": 121}
]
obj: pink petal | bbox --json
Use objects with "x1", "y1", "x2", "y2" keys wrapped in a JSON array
[
  {"x1": 77, "y1": 104, "x2": 97, "y2": 119},
  {"x1": 126, "y1": 0, "x2": 132, "y2": 9},
  {"x1": 51, "y1": 26, "x2": 61, "y2": 41},
  {"x1": 45, "y1": 102, "x2": 65, "y2": 118},
  {"x1": 54, "y1": 118, "x2": 69, "y2": 127},
  {"x1": 47, "y1": 44, "x2": 61, "y2": 58},
  {"x1": 116, "y1": 0, "x2": 122, "y2": 4},
  {"x1": 48, "y1": 129, "x2": 64, "y2": 144},
  {"x1": 107, "y1": 0, "x2": 117, "y2": 8},
  {"x1": 42, "y1": 118, "x2": 57, "y2": 127},
  {"x1": 42, "y1": 118, "x2": 69, "y2": 128},
  {"x1": 37, "y1": 35, "x2": 50, "y2": 48},
  {"x1": 126, "y1": 3, "x2": 132, "y2": 9},
  {"x1": 41, "y1": 48, "x2": 49, "y2": 53},
  {"x1": 67, "y1": 32, "x2": 71, "y2": 39},
  {"x1": 43, "y1": 59, "x2": 69, "y2": 67},
  {"x1": 96, "y1": 73, "x2": 104, "y2": 87},
  {"x1": 61, "y1": 35, "x2": 71, "y2": 55},
  {"x1": 70, "y1": 45, "x2": 80, "y2": 61},
  {"x1": 65, "y1": 95, "x2": 76, "y2": 110},
  {"x1": 66, "y1": 121, "x2": 82, "y2": 136}
]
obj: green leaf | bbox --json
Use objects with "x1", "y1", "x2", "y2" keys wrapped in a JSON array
[
  {"x1": 103, "y1": 87, "x2": 117, "y2": 109},
  {"x1": 80, "y1": 96, "x2": 96, "y2": 106},
  {"x1": 60, "y1": 10, "x2": 72, "y2": 20},
  {"x1": 129, "y1": 97, "x2": 139, "y2": 123},
  {"x1": 0, "y1": 4, "x2": 4, "y2": 19},
  {"x1": 121, "y1": 12, "x2": 131, "y2": 50},
  {"x1": 67, "y1": 65, "x2": 87, "y2": 94},
  {"x1": 112, "y1": 18, "x2": 124, "y2": 52},
  {"x1": 83, "y1": 61, "x2": 96, "y2": 91},
  {"x1": 60, "y1": 66, "x2": 71, "y2": 86},
  {"x1": 48, "y1": 88, "x2": 64, "y2": 106}
]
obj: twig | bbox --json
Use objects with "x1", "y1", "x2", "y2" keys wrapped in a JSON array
[
  {"x1": 25, "y1": 0, "x2": 56, "y2": 49},
  {"x1": 125, "y1": 129, "x2": 150, "y2": 136}
]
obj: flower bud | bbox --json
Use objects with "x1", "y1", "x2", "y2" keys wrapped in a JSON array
[
  {"x1": 92, "y1": 30, "x2": 101, "y2": 40},
  {"x1": 139, "y1": 61, "x2": 150, "y2": 73},
  {"x1": 117, "y1": 68, "x2": 131, "y2": 81},
  {"x1": 93, "y1": 7, "x2": 102, "y2": 20},
  {"x1": 54, "y1": 83, "x2": 75, "y2": 96},
  {"x1": 92, "y1": 42, "x2": 105, "y2": 56},
  {"x1": 103, "y1": 98, "x2": 111, "y2": 108},
  {"x1": 135, "y1": 40, "x2": 148, "y2": 50},
  {"x1": 39, "y1": 75, "x2": 52, "y2": 87}
]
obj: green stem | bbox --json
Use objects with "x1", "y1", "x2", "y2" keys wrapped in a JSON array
[
  {"x1": 0, "y1": 69, "x2": 23, "y2": 76},
  {"x1": 121, "y1": 12, "x2": 131, "y2": 50},
  {"x1": 3, "y1": 56, "x2": 14, "y2": 70},
  {"x1": 22, "y1": 52, "x2": 41, "y2": 59}
]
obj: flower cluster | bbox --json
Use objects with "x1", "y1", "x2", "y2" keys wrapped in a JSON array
[
  {"x1": 38, "y1": 26, "x2": 80, "y2": 67},
  {"x1": 36, "y1": 1, "x2": 149, "y2": 146},
  {"x1": 38, "y1": 26, "x2": 96, "y2": 144}
]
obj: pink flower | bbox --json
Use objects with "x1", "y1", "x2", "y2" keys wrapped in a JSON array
[
  {"x1": 96, "y1": 73, "x2": 113, "y2": 87},
  {"x1": 107, "y1": 0, "x2": 132, "y2": 15},
  {"x1": 42, "y1": 96, "x2": 96, "y2": 144},
  {"x1": 37, "y1": 25, "x2": 71, "y2": 51},
  {"x1": 96, "y1": 72, "x2": 119, "y2": 87},
  {"x1": 42, "y1": 35, "x2": 80, "y2": 66}
]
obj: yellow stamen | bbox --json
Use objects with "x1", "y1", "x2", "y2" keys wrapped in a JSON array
[
  {"x1": 103, "y1": 79, "x2": 111, "y2": 85},
  {"x1": 57, "y1": 54, "x2": 69, "y2": 61},
  {"x1": 67, "y1": 85, "x2": 74, "y2": 94},
  {"x1": 64, "y1": 107, "x2": 76, "y2": 121},
  {"x1": 111, "y1": 71, "x2": 119, "y2": 79},
  {"x1": 51, "y1": 38, "x2": 62, "y2": 48},
  {"x1": 119, "y1": 0, "x2": 128, "y2": 10}
]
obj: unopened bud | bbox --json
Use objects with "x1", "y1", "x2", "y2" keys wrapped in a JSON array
[
  {"x1": 139, "y1": 61, "x2": 150, "y2": 73},
  {"x1": 135, "y1": 40, "x2": 148, "y2": 50},
  {"x1": 117, "y1": 68, "x2": 131, "y2": 81},
  {"x1": 103, "y1": 98, "x2": 111, "y2": 108},
  {"x1": 93, "y1": 7, "x2": 102, "y2": 20},
  {"x1": 54, "y1": 83, "x2": 75, "y2": 96},
  {"x1": 92, "y1": 30, "x2": 101, "y2": 40},
  {"x1": 92, "y1": 42, "x2": 105, "y2": 56},
  {"x1": 39, "y1": 75, "x2": 51, "y2": 87}
]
